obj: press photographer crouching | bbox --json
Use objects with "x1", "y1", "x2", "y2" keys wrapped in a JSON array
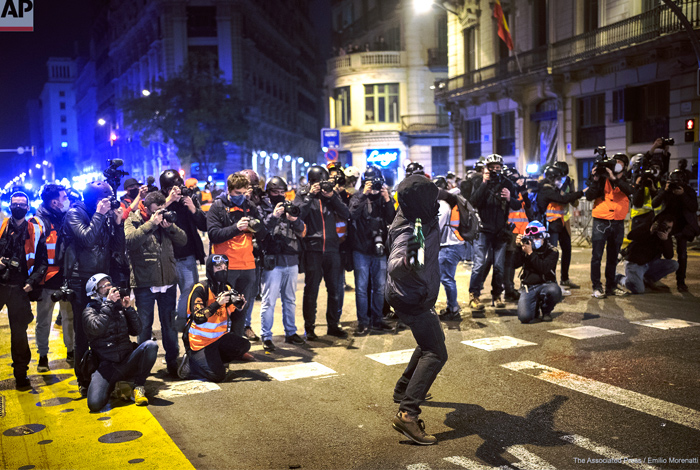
[
  {"x1": 83, "y1": 273, "x2": 158, "y2": 411},
  {"x1": 516, "y1": 221, "x2": 562, "y2": 324},
  {"x1": 630, "y1": 154, "x2": 664, "y2": 231},
  {"x1": 615, "y1": 213, "x2": 678, "y2": 295},
  {"x1": 183, "y1": 254, "x2": 253, "y2": 383}
]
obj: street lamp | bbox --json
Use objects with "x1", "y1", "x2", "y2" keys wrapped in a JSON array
[
  {"x1": 97, "y1": 118, "x2": 107, "y2": 126},
  {"x1": 142, "y1": 89, "x2": 151, "y2": 97},
  {"x1": 414, "y1": 0, "x2": 434, "y2": 13}
]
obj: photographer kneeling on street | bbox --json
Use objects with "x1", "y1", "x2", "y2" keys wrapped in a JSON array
[
  {"x1": 83, "y1": 273, "x2": 158, "y2": 411},
  {"x1": 183, "y1": 254, "x2": 253, "y2": 383},
  {"x1": 615, "y1": 213, "x2": 678, "y2": 295},
  {"x1": 585, "y1": 152, "x2": 633, "y2": 299},
  {"x1": 125, "y1": 190, "x2": 187, "y2": 377},
  {"x1": 516, "y1": 221, "x2": 562, "y2": 324}
]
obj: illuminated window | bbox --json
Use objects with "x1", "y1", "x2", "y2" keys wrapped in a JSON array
[
  {"x1": 334, "y1": 87, "x2": 351, "y2": 126},
  {"x1": 365, "y1": 83, "x2": 399, "y2": 123}
]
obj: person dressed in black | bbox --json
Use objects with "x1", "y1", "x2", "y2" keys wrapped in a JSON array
[
  {"x1": 0, "y1": 192, "x2": 48, "y2": 389},
  {"x1": 386, "y1": 175, "x2": 446, "y2": 445},
  {"x1": 651, "y1": 169, "x2": 700, "y2": 292}
]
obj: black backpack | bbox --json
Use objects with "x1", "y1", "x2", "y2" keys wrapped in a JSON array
[{"x1": 451, "y1": 194, "x2": 481, "y2": 242}]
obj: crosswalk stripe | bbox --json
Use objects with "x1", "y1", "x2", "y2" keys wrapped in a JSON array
[
  {"x1": 443, "y1": 456, "x2": 507, "y2": 470},
  {"x1": 548, "y1": 326, "x2": 624, "y2": 340},
  {"x1": 461, "y1": 336, "x2": 537, "y2": 351},
  {"x1": 560, "y1": 435, "x2": 658, "y2": 470},
  {"x1": 261, "y1": 362, "x2": 336, "y2": 381},
  {"x1": 501, "y1": 361, "x2": 700, "y2": 431},
  {"x1": 156, "y1": 380, "x2": 221, "y2": 399},
  {"x1": 505, "y1": 445, "x2": 556, "y2": 470},
  {"x1": 407, "y1": 464, "x2": 433, "y2": 470},
  {"x1": 366, "y1": 349, "x2": 415, "y2": 365},
  {"x1": 630, "y1": 318, "x2": 700, "y2": 330}
]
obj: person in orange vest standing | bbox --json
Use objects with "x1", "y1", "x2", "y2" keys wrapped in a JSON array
[
  {"x1": 0, "y1": 191, "x2": 49, "y2": 390},
  {"x1": 29, "y1": 184, "x2": 74, "y2": 373},
  {"x1": 183, "y1": 254, "x2": 253, "y2": 382},
  {"x1": 585, "y1": 153, "x2": 633, "y2": 298}
]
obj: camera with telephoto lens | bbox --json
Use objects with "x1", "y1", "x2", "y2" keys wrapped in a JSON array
[
  {"x1": 370, "y1": 178, "x2": 384, "y2": 191},
  {"x1": 283, "y1": 201, "x2": 300, "y2": 217},
  {"x1": 104, "y1": 159, "x2": 129, "y2": 209},
  {"x1": 592, "y1": 146, "x2": 616, "y2": 176},
  {"x1": 158, "y1": 209, "x2": 177, "y2": 223},
  {"x1": 372, "y1": 230, "x2": 385, "y2": 257},
  {"x1": 178, "y1": 185, "x2": 196, "y2": 199},
  {"x1": 661, "y1": 137, "x2": 674, "y2": 147},
  {"x1": 319, "y1": 180, "x2": 335, "y2": 193},
  {"x1": 0, "y1": 257, "x2": 21, "y2": 282},
  {"x1": 487, "y1": 170, "x2": 504, "y2": 185},
  {"x1": 221, "y1": 289, "x2": 246, "y2": 309},
  {"x1": 51, "y1": 284, "x2": 76, "y2": 302}
]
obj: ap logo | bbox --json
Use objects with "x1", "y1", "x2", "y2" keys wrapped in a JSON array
[{"x1": 0, "y1": 0, "x2": 33, "y2": 32}]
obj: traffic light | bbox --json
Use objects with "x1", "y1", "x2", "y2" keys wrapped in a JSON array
[{"x1": 684, "y1": 118, "x2": 697, "y2": 142}]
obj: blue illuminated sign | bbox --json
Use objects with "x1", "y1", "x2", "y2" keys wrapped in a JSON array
[{"x1": 365, "y1": 148, "x2": 400, "y2": 168}]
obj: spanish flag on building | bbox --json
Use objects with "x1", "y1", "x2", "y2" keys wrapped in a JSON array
[{"x1": 493, "y1": 0, "x2": 514, "y2": 51}]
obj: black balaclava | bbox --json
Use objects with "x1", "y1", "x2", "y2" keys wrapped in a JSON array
[
  {"x1": 205, "y1": 254, "x2": 229, "y2": 296},
  {"x1": 269, "y1": 194, "x2": 286, "y2": 207},
  {"x1": 397, "y1": 175, "x2": 439, "y2": 223}
]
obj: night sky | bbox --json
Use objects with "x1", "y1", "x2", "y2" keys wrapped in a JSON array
[{"x1": 0, "y1": 0, "x2": 331, "y2": 152}]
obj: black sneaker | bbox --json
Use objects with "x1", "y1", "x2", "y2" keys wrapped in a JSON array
[
  {"x1": 560, "y1": 279, "x2": 580, "y2": 289},
  {"x1": 284, "y1": 334, "x2": 305, "y2": 345},
  {"x1": 327, "y1": 326, "x2": 349, "y2": 338},
  {"x1": 678, "y1": 282, "x2": 689, "y2": 292},
  {"x1": 66, "y1": 351, "x2": 75, "y2": 366},
  {"x1": 15, "y1": 377, "x2": 31, "y2": 390},
  {"x1": 541, "y1": 312, "x2": 553, "y2": 322},
  {"x1": 37, "y1": 355, "x2": 50, "y2": 373},
  {"x1": 244, "y1": 327, "x2": 260, "y2": 341},
  {"x1": 305, "y1": 329, "x2": 318, "y2": 341},
  {"x1": 371, "y1": 322, "x2": 394, "y2": 332},
  {"x1": 263, "y1": 339, "x2": 276, "y2": 351},
  {"x1": 355, "y1": 325, "x2": 370, "y2": 336},
  {"x1": 504, "y1": 291, "x2": 520, "y2": 302},
  {"x1": 167, "y1": 362, "x2": 179, "y2": 378},
  {"x1": 438, "y1": 309, "x2": 461, "y2": 321}
]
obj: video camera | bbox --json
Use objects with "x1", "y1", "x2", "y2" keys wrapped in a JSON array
[
  {"x1": 591, "y1": 147, "x2": 616, "y2": 177},
  {"x1": 51, "y1": 284, "x2": 76, "y2": 302},
  {"x1": 283, "y1": 201, "x2": 300, "y2": 217},
  {"x1": 221, "y1": 288, "x2": 246, "y2": 309},
  {"x1": 103, "y1": 159, "x2": 129, "y2": 209}
]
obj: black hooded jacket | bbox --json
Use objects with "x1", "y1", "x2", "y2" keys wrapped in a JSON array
[
  {"x1": 294, "y1": 187, "x2": 350, "y2": 253},
  {"x1": 385, "y1": 176, "x2": 440, "y2": 315},
  {"x1": 470, "y1": 176, "x2": 521, "y2": 235},
  {"x1": 161, "y1": 190, "x2": 208, "y2": 263},
  {"x1": 520, "y1": 242, "x2": 559, "y2": 286}
]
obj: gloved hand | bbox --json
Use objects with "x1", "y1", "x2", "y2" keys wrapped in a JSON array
[{"x1": 404, "y1": 238, "x2": 421, "y2": 269}]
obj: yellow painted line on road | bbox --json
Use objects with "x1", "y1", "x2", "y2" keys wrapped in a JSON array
[{"x1": 1, "y1": 308, "x2": 194, "y2": 470}]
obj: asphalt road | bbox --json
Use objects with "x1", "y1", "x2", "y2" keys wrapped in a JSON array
[{"x1": 144, "y1": 246, "x2": 700, "y2": 470}]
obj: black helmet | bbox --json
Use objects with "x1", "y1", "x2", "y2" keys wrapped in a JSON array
[
  {"x1": 544, "y1": 165, "x2": 564, "y2": 180},
  {"x1": 612, "y1": 153, "x2": 629, "y2": 168},
  {"x1": 239, "y1": 169, "x2": 260, "y2": 188},
  {"x1": 82, "y1": 180, "x2": 113, "y2": 211},
  {"x1": 474, "y1": 157, "x2": 485, "y2": 171},
  {"x1": 405, "y1": 162, "x2": 425, "y2": 176},
  {"x1": 307, "y1": 165, "x2": 329, "y2": 183},
  {"x1": 266, "y1": 176, "x2": 288, "y2": 192},
  {"x1": 432, "y1": 176, "x2": 448, "y2": 189},
  {"x1": 503, "y1": 166, "x2": 521, "y2": 181},
  {"x1": 160, "y1": 169, "x2": 183, "y2": 190},
  {"x1": 668, "y1": 169, "x2": 688, "y2": 184},
  {"x1": 553, "y1": 161, "x2": 569, "y2": 176},
  {"x1": 66, "y1": 187, "x2": 82, "y2": 203},
  {"x1": 362, "y1": 165, "x2": 384, "y2": 183}
]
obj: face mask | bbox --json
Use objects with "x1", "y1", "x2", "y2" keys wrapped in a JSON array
[
  {"x1": 269, "y1": 195, "x2": 285, "y2": 207},
  {"x1": 614, "y1": 163, "x2": 623, "y2": 173},
  {"x1": 127, "y1": 188, "x2": 139, "y2": 199},
  {"x1": 213, "y1": 270, "x2": 228, "y2": 285},
  {"x1": 61, "y1": 199, "x2": 71, "y2": 212},
  {"x1": 368, "y1": 192, "x2": 381, "y2": 200},
  {"x1": 11, "y1": 207, "x2": 28, "y2": 220},
  {"x1": 230, "y1": 194, "x2": 246, "y2": 206},
  {"x1": 533, "y1": 239, "x2": 544, "y2": 250}
]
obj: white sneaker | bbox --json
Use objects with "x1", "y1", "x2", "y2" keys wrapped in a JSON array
[
  {"x1": 560, "y1": 285, "x2": 571, "y2": 296},
  {"x1": 591, "y1": 289, "x2": 607, "y2": 299}
]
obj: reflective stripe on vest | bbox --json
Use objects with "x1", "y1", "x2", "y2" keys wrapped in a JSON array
[
  {"x1": 592, "y1": 179, "x2": 630, "y2": 221},
  {"x1": 508, "y1": 195, "x2": 529, "y2": 235},
  {"x1": 0, "y1": 218, "x2": 40, "y2": 276},
  {"x1": 546, "y1": 202, "x2": 567, "y2": 222},
  {"x1": 449, "y1": 205, "x2": 464, "y2": 241},
  {"x1": 630, "y1": 186, "x2": 664, "y2": 220},
  {"x1": 29, "y1": 216, "x2": 59, "y2": 283},
  {"x1": 187, "y1": 284, "x2": 236, "y2": 352}
]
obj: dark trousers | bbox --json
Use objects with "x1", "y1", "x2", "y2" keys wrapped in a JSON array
[
  {"x1": 189, "y1": 333, "x2": 251, "y2": 383},
  {"x1": 517, "y1": 283, "x2": 562, "y2": 323},
  {"x1": 394, "y1": 309, "x2": 448, "y2": 417},
  {"x1": 302, "y1": 250, "x2": 342, "y2": 331},
  {"x1": 68, "y1": 278, "x2": 91, "y2": 388},
  {"x1": 504, "y1": 238, "x2": 525, "y2": 295},
  {"x1": 549, "y1": 226, "x2": 572, "y2": 282},
  {"x1": 87, "y1": 340, "x2": 159, "y2": 412},
  {"x1": 226, "y1": 269, "x2": 256, "y2": 337},
  {"x1": 590, "y1": 218, "x2": 625, "y2": 292},
  {"x1": 675, "y1": 234, "x2": 688, "y2": 284},
  {"x1": 0, "y1": 284, "x2": 33, "y2": 380}
]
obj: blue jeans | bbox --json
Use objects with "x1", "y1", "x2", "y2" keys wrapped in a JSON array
[
  {"x1": 87, "y1": 340, "x2": 158, "y2": 412},
  {"x1": 621, "y1": 258, "x2": 679, "y2": 294},
  {"x1": 439, "y1": 244, "x2": 466, "y2": 311},
  {"x1": 134, "y1": 285, "x2": 179, "y2": 367},
  {"x1": 517, "y1": 283, "x2": 562, "y2": 323},
  {"x1": 260, "y1": 265, "x2": 299, "y2": 340},
  {"x1": 591, "y1": 218, "x2": 625, "y2": 292},
  {"x1": 175, "y1": 256, "x2": 199, "y2": 333},
  {"x1": 353, "y1": 251, "x2": 387, "y2": 328},
  {"x1": 469, "y1": 232, "x2": 507, "y2": 297},
  {"x1": 394, "y1": 309, "x2": 448, "y2": 417}
]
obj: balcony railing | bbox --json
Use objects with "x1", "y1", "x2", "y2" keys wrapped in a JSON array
[
  {"x1": 401, "y1": 114, "x2": 450, "y2": 134},
  {"x1": 437, "y1": 0, "x2": 700, "y2": 100},
  {"x1": 327, "y1": 51, "x2": 404, "y2": 74}
]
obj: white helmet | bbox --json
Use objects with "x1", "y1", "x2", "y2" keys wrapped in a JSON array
[
  {"x1": 86, "y1": 273, "x2": 112, "y2": 298},
  {"x1": 484, "y1": 154, "x2": 504, "y2": 165},
  {"x1": 344, "y1": 166, "x2": 361, "y2": 179}
]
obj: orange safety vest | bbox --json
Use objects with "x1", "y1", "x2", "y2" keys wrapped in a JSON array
[
  {"x1": 0, "y1": 218, "x2": 41, "y2": 276},
  {"x1": 592, "y1": 179, "x2": 630, "y2": 221},
  {"x1": 508, "y1": 195, "x2": 529, "y2": 235},
  {"x1": 285, "y1": 189, "x2": 296, "y2": 201},
  {"x1": 200, "y1": 191, "x2": 213, "y2": 212},
  {"x1": 211, "y1": 205, "x2": 255, "y2": 270},
  {"x1": 187, "y1": 284, "x2": 236, "y2": 351},
  {"x1": 29, "y1": 216, "x2": 59, "y2": 284},
  {"x1": 448, "y1": 205, "x2": 465, "y2": 241},
  {"x1": 545, "y1": 202, "x2": 567, "y2": 223}
]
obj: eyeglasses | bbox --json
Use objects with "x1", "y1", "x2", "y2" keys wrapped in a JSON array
[
  {"x1": 524, "y1": 226, "x2": 543, "y2": 236},
  {"x1": 99, "y1": 282, "x2": 113, "y2": 291},
  {"x1": 212, "y1": 254, "x2": 229, "y2": 265}
]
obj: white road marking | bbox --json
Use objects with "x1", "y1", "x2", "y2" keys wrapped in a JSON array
[
  {"x1": 506, "y1": 446, "x2": 556, "y2": 470},
  {"x1": 502, "y1": 361, "x2": 700, "y2": 431},
  {"x1": 156, "y1": 380, "x2": 221, "y2": 398},
  {"x1": 630, "y1": 318, "x2": 700, "y2": 330},
  {"x1": 366, "y1": 349, "x2": 415, "y2": 365},
  {"x1": 548, "y1": 326, "x2": 623, "y2": 340},
  {"x1": 407, "y1": 464, "x2": 433, "y2": 470},
  {"x1": 462, "y1": 336, "x2": 537, "y2": 351},
  {"x1": 261, "y1": 362, "x2": 337, "y2": 381},
  {"x1": 560, "y1": 434, "x2": 659, "y2": 470},
  {"x1": 443, "y1": 456, "x2": 509, "y2": 469}
]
